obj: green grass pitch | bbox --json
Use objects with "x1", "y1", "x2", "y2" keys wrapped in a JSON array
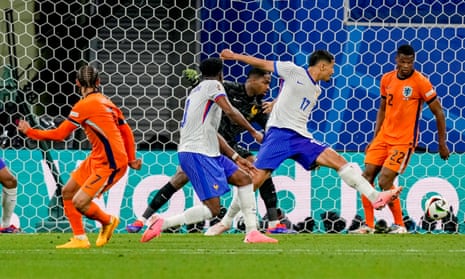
[{"x1": 1, "y1": 233, "x2": 465, "y2": 279}]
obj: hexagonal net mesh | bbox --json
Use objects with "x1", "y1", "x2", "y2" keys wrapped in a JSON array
[{"x1": 0, "y1": 0, "x2": 464, "y2": 233}]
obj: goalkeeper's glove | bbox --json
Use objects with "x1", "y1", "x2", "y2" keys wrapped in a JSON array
[{"x1": 182, "y1": 68, "x2": 200, "y2": 87}]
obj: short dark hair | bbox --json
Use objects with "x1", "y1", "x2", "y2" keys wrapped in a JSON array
[
  {"x1": 397, "y1": 44, "x2": 415, "y2": 57},
  {"x1": 199, "y1": 58, "x2": 223, "y2": 77},
  {"x1": 77, "y1": 65, "x2": 99, "y2": 88},
  {"x1": 247, "y1": 67, "x2": 270, "y2": 78},
  {"x1": 308, "y1": 50, "x2": 334, "y2": 67}
]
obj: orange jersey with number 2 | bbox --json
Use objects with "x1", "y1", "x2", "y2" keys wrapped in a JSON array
[{"x1": 378, "y1": 70, "x2": 437, "y2": 146}]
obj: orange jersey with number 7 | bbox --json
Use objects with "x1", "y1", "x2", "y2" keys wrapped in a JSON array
[
  {"x1": 26, "y1": 92, "x2": 135, "y2": 170},
  {"x1": 377, "y1": 70, "x2": 437, "y2": 146}
]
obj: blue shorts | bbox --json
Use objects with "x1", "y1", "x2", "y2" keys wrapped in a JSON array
[
  {"x1": 0, "y1": 158, "x2": 5, "y2": 170},
  {"x1": 178, "y1": 152, "x2": 238, "y2": 201},
  {"x1": 255, "y1": 127, "x2": 328, "y2": 171}
]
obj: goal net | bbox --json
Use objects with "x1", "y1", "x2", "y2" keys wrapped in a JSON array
[{"x1": 0, "y1": 0, "x2": 464, "y2": 233}]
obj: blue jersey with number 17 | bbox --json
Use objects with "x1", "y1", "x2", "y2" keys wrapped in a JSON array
[{"x1": 267, "y1": 61, "x2": 321, "y2": 139}]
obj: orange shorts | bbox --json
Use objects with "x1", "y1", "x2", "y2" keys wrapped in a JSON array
[
  {"x1": 71, "y1": 157, "x2": 128, "y2": 198},
  {"x1": 364, "y1": 136, "x2": 414, "y2": 174}
]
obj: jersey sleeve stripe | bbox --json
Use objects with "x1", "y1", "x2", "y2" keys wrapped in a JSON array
[
  {"x1": 202, "y1": 99, "x2": 215, "y2": 123},
  {"x1": 118, "y1": 118, "x2": 126, "y2": 125},
  {"x1": 67, "y1": 118, "x2": 80, "y2": 127},
  {"x1": 425, "y1": 89, "x2": 435, "y2": 98},
  {"x1": 426, "y1": 95, "x2": 437, "y2": 105},
  {"x1": 214, "y1": 93, "x2": 225, "y2": 101}
]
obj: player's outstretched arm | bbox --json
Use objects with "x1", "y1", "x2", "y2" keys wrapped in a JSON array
[
  {"x1": 220, "y1": 49, "x2": 274, "y2": 73},
  {"x1": 17, "y1": 119, "x2": 76, "y2": 141}
]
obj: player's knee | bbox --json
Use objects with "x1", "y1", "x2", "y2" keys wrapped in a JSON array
[
  {"x1": 62, "y1": 186, "x2": 77, "y2": 200},
  {"x1": 228, "y1": 169, "x2": 253, "y2": 186},
  {"x1": 252, "y1": 170, "x2": 270, "y2": 190},
  {"x1": 72, "y1": 198, "x2": 86, "y2": 212},
  {"x1": 236, "y1": 173, "x2": 253, "y2": 186},
  {"x1": 72, "y1": 194, "x2": 92, "y2": 213},
  {"x1": 319, "y1": 148, "x2": 347, "y2": 169}
]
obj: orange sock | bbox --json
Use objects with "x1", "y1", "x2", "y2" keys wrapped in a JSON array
[
  {"x1": 63, "y1": 199, "x2": 85, "y2": 235},
  {"x1": 361, "y1": 195, "x2": 375, "y2": 228},
  {"x1": 85, "y1": 202, "x2": 111, "y2": 225},
  {"x1": 388, "y1": 186, "x2": 404, "y2": 226}
]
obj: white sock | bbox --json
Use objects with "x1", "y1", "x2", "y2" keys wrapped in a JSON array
[
  {"x1": 2, "y1": 187, "x2": 17, "y2": 227},
  {"x1": 162, "y1": 205, "x2": 212, "y2": 230},
  {"x1": 338, "y1": 163, "x2": 378, "y2": 202},
  {"x1": 220, "y1": 191, "x2": 241, "y2": 228},
  {"x1": 236, "y1": 184, "x2": 258, "y2": 234}
]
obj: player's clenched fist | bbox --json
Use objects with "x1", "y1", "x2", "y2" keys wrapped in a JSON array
[
  {"x1": 17, "y1": 119, "x2": 31, "y2": 134},
  {"x1": 220, "y1": 49, "x2": 235, "y2": 60},
  {"x1": 129, "y1": 159, "x2": 142, "y2": 170}
]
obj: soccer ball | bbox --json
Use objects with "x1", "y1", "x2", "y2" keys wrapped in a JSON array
[{"x1": 424, "y1": 195, "x2": 449, "y2": 220}]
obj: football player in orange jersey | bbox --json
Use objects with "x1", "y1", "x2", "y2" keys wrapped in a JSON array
[
  {"x1": 350, "y1": 44, "x2": 450, "y2": 234},
  {"x1": 18, "y1": 65, "x2": 141, "y2": 248}
]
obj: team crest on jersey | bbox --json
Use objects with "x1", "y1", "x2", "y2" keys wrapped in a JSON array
[
  {"x1": 247, "y1": 105, "x2": 258, "y2": 120},
  {"x1": 402, "y1": 86, "x2": 413, "y2": 99},
  {"x1": 213, "y1": 184, "x2": 219, "y2": 190}
]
